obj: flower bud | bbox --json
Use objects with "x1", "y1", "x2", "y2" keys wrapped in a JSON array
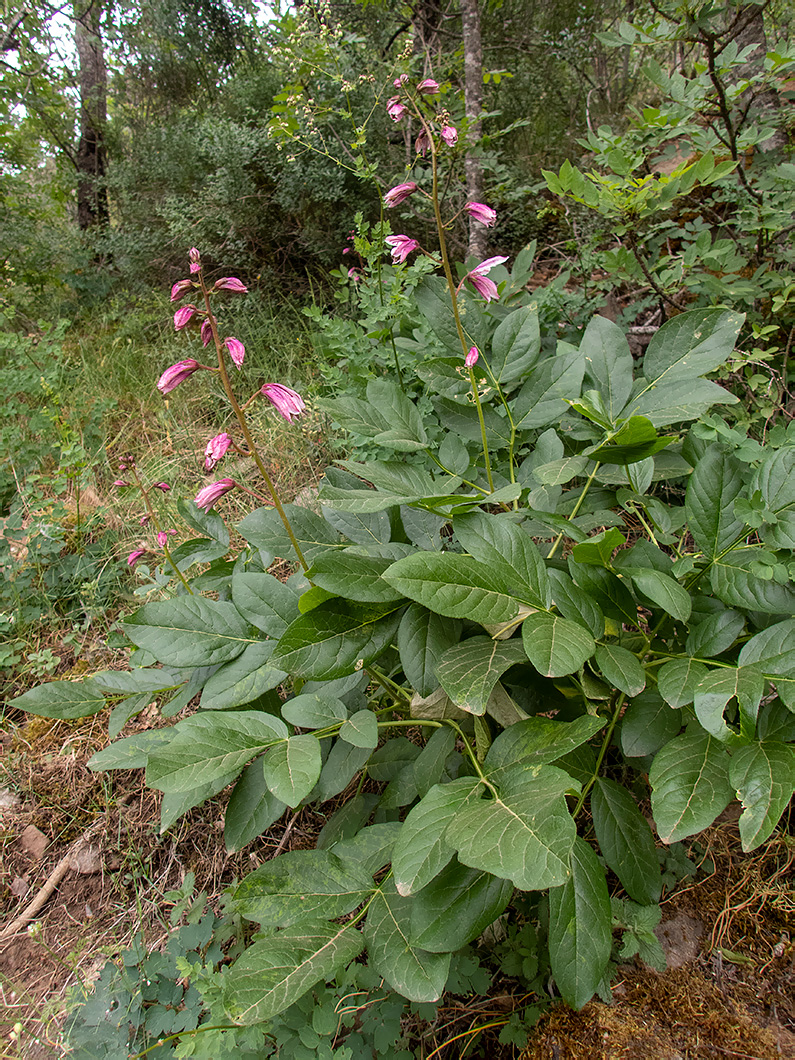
[
  {"x1": 386, "y1": 96, "x2": 407, "y2": 122},
  {"x1": 441, "y1": 125, "x2": 458, "y2": 147},
  {"x1": 213, "y1": 277, "x2": 248, "y2": 293},
  {"x1": 194, "y1": 478, "x2": 236, "y2": 511},
  {"x1": 204, "y1": 432, "x2": 232, "y2": 471},
  {"x1": 384, "y1": 181, "x2": 417, "y2": 208},
  {"x1": 174, "y1": 305, "x2": 197, "y2": 330},
  {"x1": 466, "y1": 346, "x2": 479, "y2": 367},
  {"x1": 189, "y1": 247, "x2": 201, "y2": 274},
  {"x1": 201, "y1": 319, "x2": 213, "y2": 347},
  {"x1": 261, "y1": 383, "x2": 306, "y2": 423},
  {"x1": 127, "y1": 549, "x2": 146, "y2": 566},
  {"x1": 170, "y1": 279, "x2": 193, "y2": 302},
  {"x1": 157, "y1": 358, "x2": 201, "y2": 394},
  {"x1": 464, "y1": 202, "x2": 497, "y2": 227},
  {"x1": 223, "y1": 337, "x2": 245, "y2": 369},
  {"x1": 417, "y1": 78, "x2": 440, "y2": 94}
]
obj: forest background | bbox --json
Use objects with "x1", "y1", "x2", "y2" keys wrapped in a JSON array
[{"x1": 1, "y1": 0, "x2": 794, "y2": 1057}]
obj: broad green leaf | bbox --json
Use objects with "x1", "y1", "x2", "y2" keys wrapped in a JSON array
[
  {"x1": 339, "y1": 709, "x2": 379, "y2": 749},
  {"x1": 409, "y1": 862, "x2": 514, "y2": 952},
  {"x1": 224, "y1": 757, "x2": 287, "y2": 852},
  {"x1": 392, "y1": 778, "x2": 484, "y2": 896},
  {"x1": 384, "y1": 552, "x2": 524, "y2": 626},
  {"x1": 412, "y1": 727, "x2": 457, "y2": 798},
  {"x1": 686, "y1": 610, "x2": 745, "y2": 659},
  {"x1": 414, "y1": 274, "x2": 474, "y2": 353},
  {"x1": 511, "y1": 346, "x2": 586, "y2": 430},
  {"x1": 621, "y1": 691, "x2": 681, "y2": 757},
  {"x1": 436, "y1": 637, "x2": 528, "y2": 716},
  {"x1": 628, "y1": 568, "x2": 691, "y2": 622},
  {"x1": 91, "y1": 669, "x2": 177, "y2": 695},
  {"x1": 693, "y1": 666, "x2": 764, "y2": 744},
  {"x1": 710, "y1": 551, "x2": 795, "y2": 614},
  {"x1": 366, "y1": 378, "x2": 428, "y2": 451},
  {"x1": 739, "y1": 619, "x2": 795, "y2": 677},
  {"x1": 453, "y1": 511, "x2": 552, "y2": 610},
  {"x1": 321, "y1": 503, "x2": 392, "y2": 548},
  {"x1": 12, "y1": 677, "x2": 107, "y2": 720},
  {"x1": 368, "y1": 737, "x2": 422, "y2": 781},
  {"x1": 238, "y1": 504, "x2": 344, "y2": 564},
  {"x1": 548, "y1": 569, "x2": 605, "y2": 639},
  {"x1": 548, "y1": 837, "x2": 612, "y2": 1010},
  {"x1": 752, "y1": 446, "x2": 795, "y2": 549},
  {"x1": 176, "y1": 498, "x2": 230, "y2": 546},
  {"x1": 438, "y1": 431, "x2": 470, "y2": 476},
  {"x1": 124, "y1": 598, "x2": 254, "y2": 668},
  {"x1": 160, "y1": 772, "x2": 238, "y2": 834},
  {"x1": 364, "y1": 882, "x2": 451, "y2": 1002},
  {"x1": 200, "y1": 641, "x2": 287, "y2": 710},
  {"x1": 491, "y1": 304, "x2": 541, "y2": 385},
  {"x1": 433, "y1": 395, "x2": 512, "y2": 451},
  {"x1": 595, "y1": 644, "x2": 646, "y2": 697},
  {"x1": 271, "y1": 599, "x2": 404, "y2": 680},
  {"x1": 729, "y1": 741, "x2": 795, "y2": 851},
  {"x1": 571, "y1": 527, "x2": 626, "y2": 567},
  {"x1": 641, "y1": 308, "x2": 743, "y2": 386},
  {"x1": 313, "y1": 740, "x2": 372, "y2": 802},
  {"x1": 330, "y1": 823, "x2": 402, "y2": 875},
  {"x1": 521, "y1": 612, "x2": 595, "y2": 677},
  {"x1": 758, "y1": 699, "x2": 795, "y2": 743},
  {"x1": 658, "y1": 658, "x2": 709, "y2": 708},
  {"x1": 264, "y1": 734, "x2": 323, "y2": 807},
  {"x1": 319, "y1": 392, "x2": 391, "y2": 437},
  {"x1": 306, "y1": 552, "x2": 405, "y2": 603},
  {"x1": 169, "y1": 537, "x2": 228, "y2": 571},
  {"x1": 447, "y1": 765, "x2": 578, "y2": 890},
  {"x1": 568, "y1": 560, "x2": 638, "y2": 627},
  {"x1": 649, "y1": 724, "x2": 733, "y2": 842},
  {"x1": 591, "y1": 778, "x2": 660, "y2": 904},
  {"x1": 580, "y1": 315, "x2": 634, "y2": 421},
  {"x1": 232, "y1": 572, "x2": 300, "y2": 637},
  {"x1": 88, "y1": 730, "x2": 173, "y2": 771},
  {"x1": 627, "y1": 376, "x2": 738, "y2": 427},
  {"x1": 232, "y1": 849, "x2": 374, "y2": 926},
  {"x1": 397, "y1": 604, "x2": 462, "y2": 698},
  {"x1": 223, "y1": 921, "x2": 364, "y2": 1024},
  {"x1": 281, "y1": 693, "x2": 348, "y2": 729},
  {"x1": 400, "y1": 507, "x2": 448, "y2": 551},
  {"x1": 585, "y1": 417, "x2": 670, "y2": 465},
  {"x1": 533, "y1": 455, "x2": 589, "y2": 485},
  {"x1": 146, "y1": 711, "x2": 287, "y2": 794},
  {"x1": 316, "y1": 793, "x2": 379, "y2": 849},
  {"x1": 685, "y1": 447, "x2": 745, "y2": 560},
  {"x1": 484, "y1": 715, "x2": 605, "y2": 784}
]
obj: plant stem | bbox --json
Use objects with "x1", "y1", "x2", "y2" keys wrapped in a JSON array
[
  {"x1": 546, "y1": 461, "x2": 602, "y2": 559},
  {"x1": 572, "y1": 693, "x2": 626, "y2": 818},
  {"x1": 130, "y1": 467, "x2": 193, "y2": 595}
]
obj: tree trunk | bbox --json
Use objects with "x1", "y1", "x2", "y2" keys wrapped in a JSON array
[
  {"x1": 74, "y1": 0, "x2": 108, "y2": 229},
  {"x1": 460, "y1": 0, "x2": 486, "y2": 260}
]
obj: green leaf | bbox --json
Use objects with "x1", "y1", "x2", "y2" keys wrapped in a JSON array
[
  {"x1": 322, "y1": 503, "x2": 392, "y2": 548},
  {"x1": 223, "y1": 921, "x2": 364, "y2": 1024},
  {"x1": 729, "y1": 741, "x2": 795, "y2": 852},
  {"x1": 693, "y1": 666, "x2": 764, "y2": 744},
  {"x1": 628, "y1": 568, "x2": 691, "y2": 622},
  {"x1": 447, "y1": 765, "x2": 578, "y2": 890},
  {"x1": 145, "y1": 711, "x2": 288, "y2": 794},
  {"x1": 281, "y1": 693, "x2": 348, "y2": 729},
  {"x1": 384, "y1": 552, "x2": 524, "y2": 626},
  {"x1": 649, "y1": 724, "x2": 733, "y2": 842},
  {"x1": 264, "y1": 734, "x2": 323, "y2": 807},
  {"x1": 176, "y1": 498, "x2": 230, "y2": 546},
  {"x1": 453, "y1": 512, "x2": 552, "y2": 610},
  {"x1": 521, "y1": 612, "x2": 596, "y2": 677},
  {"x1": 232, "y1": 849, "x2": 374, "y2": 926},
  {"x1": 232, "y1": 571, "x2": 300, "y2": 637},
  {"x1": 491, "y1": 305, "x2": 541, "y2": 385},
  {"x1": 364, "y1": 882, "x2": 451, "y2": 1002},
  {"x1": 412, "y1": 726, "x2": 457, "y2": 797},
  {"x1": 306, "y1": 552, "x2": 405, "y2": 603},
  {"x1": 409, "y1": 862, "x2": 514, "y2": 952},
  {"x1": 438, "y1": 431, "x2": 471, "y2": 476},
  {"x1": 238, "y1": 504, "x2": 343, "y2": 564},
  {"x1": 91, "y1": 668, "x2": 177, "y2": 695},
  {"x1": 710, "y1": 551, "x2": 795, "y2": 614},
  {"x1": 397, "y1": 604, "x2": 462, "y2": 699},
  {"x1": 685, "y1": 447, "x2": 745, "y2": 560},
  {"x1": 392, "y1": 778, "x2": 484, "y2": 896},
  {"x1": 591, "y1": 778, "x2": 660, "y2": 904},
  {"x1": 752, "y1": 446, "x2": 795, "y2": 549},
  {"x1": 586, "y1": 417, "x2": 670, "y2": 465},
  {"x1": 271, "y1": 599, "x2": 404, "y2": 680},
  {"x1": 568, "y1": 560, "x2": 638, "y2": 627},
  {"x1": 169, "y1": 537, "x2": 228, "y2": 571},
  {"x1": 313, "y1": 740, "x2": 372, "y2": 802},
  {"x1": 224, "y1": 757, "x2": 287, "y2": 852},
  {"x1": 330, "y1": 822, "x2": 401, "y2": 875},
  {"x1": 595, "y1": 644, "x2": 646, "y2": 697},
  {"x1": 436, "y1": 637, "x2": 528, "y2": 716},
  {"x1": 365, "y1": 378, "x2": 428, "y2": 451},
  {"x1": 739, "y1": 619, "x2": 795, "y2": 677},
  {"x1": 484, "y1": 715, "x2": 605, "y2": 784},
  {"x1": 627, "y1": 376, "x2": 738, "y2": 427},
  {"x1": 160, "y1": 772, "x2": 239, "y2": 834},
  {"x1": 124, "y1": 598, "x2": 253, "y2": 668},
  {"x1": 88, "y1": 730, "x2": 173, "y2": 771},
  {"x1": 641, "y1": 308, "x2": 743, "y2": 386},
  {"x1": 339, "y1": 709, "x2": 379, "y2": 749},
  {"x1": 658, "y1": 658, "x2": 709, "y2": 708},
  {"x1": 12, "y1": 677, "x2": 107, "y2": 720},
  {"x1": 571, "y1": 527, "x2": 627, "y2": 567},
  {"x1": 548, "y1": 569, "x2": 605, "y2": 639},
  {"x1": 621, "y1": 691, "x2": 681, "y2": 757},
  {"x1": 512, "y1": 346, "x2": 586, "y2": 430},
  {"x1": 533, "y1": 455, "x2": 590, "y2": 485},
  {"x1": 548, "y1": 837, "x2": 612, "y2": 1010},
  {"x1": 200, "y1": 641, "x2": 287, "y2": 710},
  {"x1": 580, "y1": 314, "x2": 634, "y2": 421},
  {"x1": 686, "y1": 610, "x2": 745, "y2": 659}
]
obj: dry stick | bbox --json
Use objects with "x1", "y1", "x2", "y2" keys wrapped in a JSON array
[{"x1": 0, "y1": 799, "x2": 128, "y2": 944}]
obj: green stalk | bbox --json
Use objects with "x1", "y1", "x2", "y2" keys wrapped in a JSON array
[
  {"x1": 546, "y1": 461, "x2": 602, "y2": 559},
  {"x1": 130, "y1": 466, "x2": 193, "y2": 595}
]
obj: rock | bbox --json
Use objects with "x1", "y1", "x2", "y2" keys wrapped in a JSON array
[
  {"x1": 69, "y1": 842, "x2": 104, "y2": 874},
  {"x1": 10, "y1": 875, "x2": 29, "y2": 898},
  {"x1": 19, "y1": 824, "x2": 49, "y2": 860},
  {"x1": 654, "y1": 912, "x2": 704, "y2": 969},
  {"x1": 0, "y1": 788, "x2": 21, "y2": 812}
]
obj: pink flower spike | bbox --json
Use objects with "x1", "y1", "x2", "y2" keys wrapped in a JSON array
[
  {"x1": 153, "y1": 482, "x2": 171, "y2": 492},
  {"x1": 386, "y1": 96, "x2": 407, "y2": 122},
  {"x1": 417, "y1": 78, "x2": 440, "y2": 94},
  {"x1": 174, "y1": 304, "x2": 197, "y2": 330},
  {"x1": 465, "y1": 255, "x2": 509, "y2": 303},
  {"x1": 194, "y1": 478, "x2": 236, "y2": 511},
  {"x1": 385, "y1": 234, "x2": 419, "y2": 263},
  {"x1": 465, "y1": 202, "x2": 497, "y2": 227},
  {"x1": 189, "y1": 248, "x2": 201, "y2": 274},
  {"x1": 261, "y1": 383, "x2": 306, "y2": 423},
  {"x1": 384, "y1": 181, "x2": 417, "y2": 208},
  {"x1": 113, "y1": 480, "x2": 128, "y2": 487},
  {"x1": 204, "y1": 432, "x2": 232, "y2": 471},
  {"x1": 157, "y1": 531, "x2": 168, "y2": 547},
  {"x1": 224, "y1": 337, "x2": 246, "y2": 369},
  {"x1": 415, "y1": 129, "x2": 431, "y2": 156},
  {"x1": 201, "y1": 319, "x2": 213, "y2": 347},
  {"x1": 441, "y1": 125, "x2": 458, "y2": 147},
  {"x1": 466, "y1": 346, "x2": 479, "y2": 367},
  {"x1": 127, "y1": 549, "x2": 146, "y2": 567},
  {"x1": 157, "y1": 358, "x2": 201, "y2": 394},
  {"x1": 170, "y1": 279, "x2": 193, "y2": 302},
  {"x1": 214, "y1": 277, "x2": 248, "y2": 293}
]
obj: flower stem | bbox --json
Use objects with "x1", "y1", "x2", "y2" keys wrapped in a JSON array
[
  {"x1": 546, "y1": 461, "x2": 601, "y2": 559},
  {"x1": 130, "y1": 467, "x2": 193, "y2": 594}
]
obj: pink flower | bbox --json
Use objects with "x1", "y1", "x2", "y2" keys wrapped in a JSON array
[
  {"x1": 466, "y1": 346, "x2": 479, "y2": 367},
  {"x1": 465, "y1": 256, "x2": 509, "y2": 302},
  {"x1": 465, "y1": 202, "x2": 497, "y2": 227},
  {"x1": 127, "y1": 549, "x2": 146, "y2": 567},
  {"x1": 347, "y1": 267, "x2": 362, "y2": 281},
  {"x1": 385, "y1": 234, "x2": 419, "y2": 263},
  {"x1": 189, "y1": 248, "x2": 201, "y2": 274},
  {"x1": 387, "y1": 96, "x2": 407, "y2": 122},
  {"x1": 157, "y1": 358, "x2": 201, "y2": 394},
  {"x1": 139, "y1": 514, "x2": 149, "y2": 526},
  {"x1": 194, "y1": 478, "x2": 236, "y2": 511},
  {"x1": 223, "y1": 337, "x2": 245, "y2": 369},
  {"x1": 214, "y1": 277, "x2": 248, "y2": 293},
  {"x1": 342, "y1": 247, "x2": 350, "y2": 255},
  {"x1": 174, "y1": 305, "x2": 197, "y2": 330},
  {"x1": 441, "y1": 125, "x2": 458, "y2": 147},
  {"x1": 415, "y1": 129, "x2": 431, "y2": 156},
  {"x1": 261, "y1": 383, "x2": 306, "y2": 423},
  {"x1": 153, "y1": 482, "x2": 171, "y2": 492},
  {"x1": 385, "y1": 181, "x2": 417, "y2": 208},
  {"x1": 170, "y1": 279, "x2": 193, "y2": 302},
  {"x1": 201, "y1": 319, "x2": 213, "y2": 347},
  {"x1": 157, "y1": 531, "x2": 168, "y2": 547},
  {"x1": 417, "y1": 78, "x2": 440, "y2": 94},
  {"x1": 113, "y1": 479, "x2": 128, "y2": 487},
  {"x1": 394, "y1": 74, "x2": 408, "y2": 88},
  {"x1": 204, "y1": 432, "x2": 232, "y2": 471}
]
